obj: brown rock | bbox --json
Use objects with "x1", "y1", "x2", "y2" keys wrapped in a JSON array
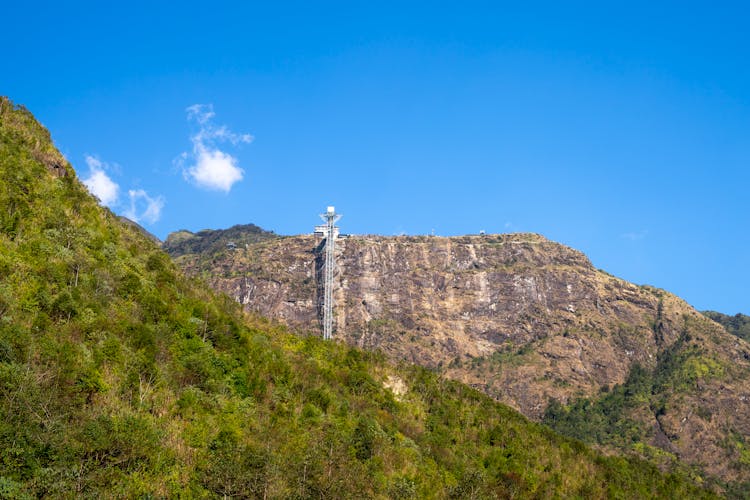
[{"x1": 174, "y1": 232, "x2": 750, "y2": 483}]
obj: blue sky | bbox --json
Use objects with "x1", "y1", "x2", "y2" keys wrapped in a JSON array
[{"x1": 3, "y1": 2, "x2": 748, "y2": 313}]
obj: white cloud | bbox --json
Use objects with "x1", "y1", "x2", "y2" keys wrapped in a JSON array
[
  {"x1": 124, "y1": 189, "x2": 165, "y2": 224},
  {"x1": 82, "y1": 155, "x2": 119, "y2": 207},
  {"x1": 179, "y1": 104, "x2": 252, "y2": 192},
  {"x1": 80, "y1": 155, "x2": 165, "y2": 225},
  {"x1": 188, "y1": 144, "x2": 245, "y2": 192}
]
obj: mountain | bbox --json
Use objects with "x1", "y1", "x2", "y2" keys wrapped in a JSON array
[
  {"x1": 1, "y1": 98, "x2": 718, "y2": 496},
  {"x1": 704, "y1": 311, "x2": 750, "y2": 343},
  {"x1": 163, "y1": 224, "x2": 277, "y2": 258},
  {"x1": 169, "y1": 226, "x2": 750, "y2": 492}
]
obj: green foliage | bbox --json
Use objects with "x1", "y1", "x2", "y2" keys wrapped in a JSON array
[
  {"x1": 163, "y1": 223, "x2": 278, "y2": 257},
  {"x1": 0, "y1": 96, "x2": 716, "y2": 497},
  {"x1": 543, "y1": 326, "x2": 735, "y2": 490},
  {"x1": 543, "y1": 363, "x2": 653, "y2": 448},
  {"x1": 703, "y1": 310, "x2": 750, "y2": 343}
]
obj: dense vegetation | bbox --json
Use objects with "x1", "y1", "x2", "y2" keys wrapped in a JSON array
[
  {"x1": 163, "y1": 224, "x2": 278, "y2": 258},
  {"x1": 543, "y1": 323, "x2": 750, "y2": 497},
  {"x1": 543, "y1": 331, "x2": 697, "y2": 451},
  {"x1": 703, "y1": 311, "x2": 750, "y2": 343},
  {"x1": 0, "y1": 96, "x2": 715, "y2": 497}
]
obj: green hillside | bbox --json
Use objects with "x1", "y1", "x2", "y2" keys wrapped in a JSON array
[
  {"x1": 163, "y1": 224, "x2": 278, "y2": 258},
  {"x1": 703, "y1": 311, "x2": 750, "y2": 343},
  {"x1": 0, "y1": 97, "x2": 714, "y2": 497}
]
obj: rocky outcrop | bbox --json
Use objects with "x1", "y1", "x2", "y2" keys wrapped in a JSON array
[
  {"x1": 174, "y1": 231, "x2": 750, "y2": 483},
  {"x1": 178, "y1": 234, "x2": 678, "y2": 409}
]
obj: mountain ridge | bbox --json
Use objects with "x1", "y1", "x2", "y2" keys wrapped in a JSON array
[
  {"x1": 163, "y1": 223, "x2": 278, "y2": 257},
  {"x1": 169, "y1": 224, "x2": 750, "y2": 489},
  {"x1": 703, "y1": 311, "x2": 750, "y2": 343}
]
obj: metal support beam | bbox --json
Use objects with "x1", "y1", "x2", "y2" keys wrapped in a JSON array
[{"x1": 319, "y1": 206, "x2": 341, "y2": 340}]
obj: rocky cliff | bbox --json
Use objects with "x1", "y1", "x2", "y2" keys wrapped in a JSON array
[{"x1": 173, "y1": 231, "x2": 750, "y2": 485}]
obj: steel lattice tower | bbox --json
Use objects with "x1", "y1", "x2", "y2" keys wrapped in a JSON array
[{"x1": 319, "y1": 206, "x2": 341, "y2": 340}]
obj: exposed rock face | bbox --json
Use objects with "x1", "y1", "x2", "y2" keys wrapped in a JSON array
[
  {"x1": 174, "y1": 232, "x2": 750, "y2": 483},
  {"x1": 178, "y1": 234, "x2": 678, "y2": 410}
]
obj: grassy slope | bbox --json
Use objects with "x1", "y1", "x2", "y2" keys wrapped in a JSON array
[{"x1": 0, "y1": 97, "x2": 712, "y2": 498}]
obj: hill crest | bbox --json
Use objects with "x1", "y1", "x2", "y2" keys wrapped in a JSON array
[{"x1": 172, "y1": 224, "x2": 750, "y2": 486}]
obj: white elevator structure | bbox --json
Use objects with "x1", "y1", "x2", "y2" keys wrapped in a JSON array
[{"x1": 316, "y1": 206, "x2": 341, "y2": 340}]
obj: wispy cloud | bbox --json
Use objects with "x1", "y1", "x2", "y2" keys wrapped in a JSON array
[
  {"x1": 621, "y1": 230, "x2": 648, "y2": 241},
  {"x1": 178, "y1": 104, "x2": 252, "y2": 192},
  {"x1": 124, "y1": 189, "x2": 165, "y2": 224},
  {"x1": 82, "y1": 155, "x2": 119, "y2": 207}
]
